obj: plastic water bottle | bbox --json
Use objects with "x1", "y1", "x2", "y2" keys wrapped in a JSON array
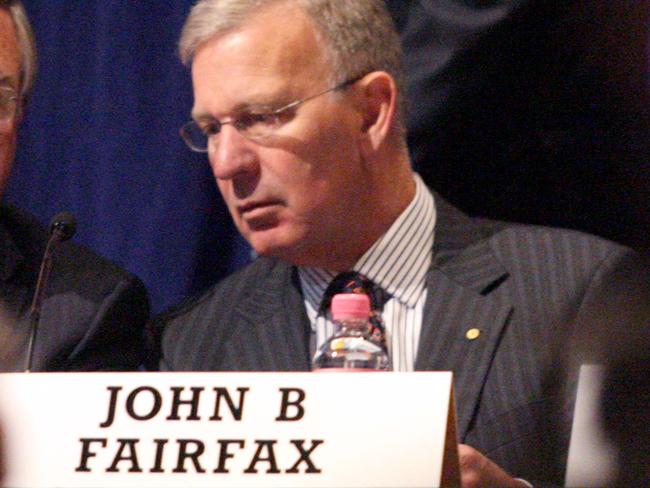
[{"x1": 312, "y1": 293, "x2": 390, "y2": 371}]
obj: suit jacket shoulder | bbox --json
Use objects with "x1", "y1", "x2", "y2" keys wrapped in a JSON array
[
  {"x1": 424, "y1": 209, "x2": 631, "y2": 481},
  {"x1": 150, "y1": 257, "x2": 310, "y2": 371}
]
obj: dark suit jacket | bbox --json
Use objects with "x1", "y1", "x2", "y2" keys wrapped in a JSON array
[
  {"x1": 0, "y1": 205, "x2": 149, "y2": 371},
  {"x1": 152, "y1": 194, "x2": 630, "y2": 482}
]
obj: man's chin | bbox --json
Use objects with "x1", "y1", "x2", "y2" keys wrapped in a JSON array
[{"x1": 245, "y1": 230, "x2": 308, "y2": 265}]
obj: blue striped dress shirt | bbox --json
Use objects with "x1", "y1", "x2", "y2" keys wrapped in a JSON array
[{"x1": 298, "y1": 173, "x2": 436, "y2": 371}]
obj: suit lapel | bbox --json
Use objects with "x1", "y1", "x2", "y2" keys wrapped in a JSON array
[
  {"x1": 416, "y1": 193, "x2": 513, "y2": 440},
  {"x1": 233, "y1": 262, "x2": 311, "y2": 371}
]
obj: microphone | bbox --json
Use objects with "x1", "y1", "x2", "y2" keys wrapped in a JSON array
[
  {"x1": 49, "y1": 212, "x2": 77, "y2": 242},
  {"x1": 24, "y1": 212, "x2": 77, "y2": 372}
]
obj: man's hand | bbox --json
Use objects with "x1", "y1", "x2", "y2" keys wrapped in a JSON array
[{"x1": 458, "y1": 444, "x2": 531, "y2": 488}]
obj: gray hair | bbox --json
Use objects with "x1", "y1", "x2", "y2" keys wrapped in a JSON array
[
  {"x1": 1, "y1": 0, "x2": 37, "y2": 105},
  {"x1": 179, "y1": 0, "x2": 406, "y2": 129}
]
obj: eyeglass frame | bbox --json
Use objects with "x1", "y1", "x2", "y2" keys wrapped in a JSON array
[
  {"x1": 0, "y1": 86, "x2": 18, "y2": 123},
  {"x1": 179, "y1": 74, "x2": 366, "y2": 153}
]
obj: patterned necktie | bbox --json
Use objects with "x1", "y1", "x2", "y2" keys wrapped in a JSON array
[{"x1": 319, "y1": 271, "x2": 389, "y2": 345}]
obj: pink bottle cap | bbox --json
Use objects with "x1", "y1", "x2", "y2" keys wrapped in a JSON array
[{"x1": 331, "y1": 293, "x2": 370, "y2": 320}]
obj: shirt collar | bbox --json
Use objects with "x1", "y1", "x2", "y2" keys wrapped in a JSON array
[{"x1": 299, "y1": 173, "x2": 435, "y2": 311}]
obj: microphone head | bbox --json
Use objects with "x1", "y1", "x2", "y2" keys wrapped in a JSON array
[{"x1": 49, "y1": 212, "x2": 77, "y2": 242}]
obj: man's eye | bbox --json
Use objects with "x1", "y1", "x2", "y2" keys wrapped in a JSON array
[
  {"x1": 237, "y1": 112, "x2": 279, "y2": 129},
  {"x1": 200, "y1": 121, "x2": 221, "y2": 136}
]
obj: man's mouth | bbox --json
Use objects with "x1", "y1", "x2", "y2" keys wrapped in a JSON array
[
  {"x1": 239, "y1": 199, "x2": 280, "y2": 214},
  {"x1": 237, "y1": 200, "x2": 283, "y2": 227}
]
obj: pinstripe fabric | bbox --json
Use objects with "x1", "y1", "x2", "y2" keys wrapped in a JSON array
[
  {"x1": 299, "y1": 174, "x2": 434, "y2": 371},
  {"x1": 155, "y1": 188, "x2": 633, "y2": 483}
]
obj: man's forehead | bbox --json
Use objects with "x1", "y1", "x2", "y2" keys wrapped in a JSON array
[
  {"x1": 198, "y1": 2, "x2": 325, "y2": 77},
  {"x1": 190, "y1": 4, "x2": 329, "y2": 118},
  {"x1": 190, "y1": 66, "x2": 295, "y2": 120},
  {"x1": 0, "y1": 9, "x2": 20, "y2": 88}
]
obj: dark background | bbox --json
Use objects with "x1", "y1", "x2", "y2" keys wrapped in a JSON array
[
  {"x1": 6, "y1": 1, "x2": 649, "y2": 315},
  {"x1": 387, "y1": 0, "x2": 650, "y2": 249}
]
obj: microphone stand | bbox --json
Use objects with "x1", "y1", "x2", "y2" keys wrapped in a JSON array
[
  {"x1": 24, "y1": 231, "x2": 60, "y2": 373},
  {"x1": 24, "y1": 213, "x2": 77, "y2": 372}
]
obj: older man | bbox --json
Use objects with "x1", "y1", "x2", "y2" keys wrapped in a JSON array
[
  {"x1": 152, "y1": 0, "x2": 631, "y2": 485},
  {"x1": 0, "y1": 0, "x2": 149, "y2": 371}
]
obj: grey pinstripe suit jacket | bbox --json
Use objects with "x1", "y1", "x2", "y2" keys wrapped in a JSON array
[{"x1": 154, "y1": 194, "x2": 631, "y2": 482}]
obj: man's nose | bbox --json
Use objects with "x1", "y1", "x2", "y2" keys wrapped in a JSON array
[{"x1": 208, "y1": 125, "x2": 259, "y2": 181}]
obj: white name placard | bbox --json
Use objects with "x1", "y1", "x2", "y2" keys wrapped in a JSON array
[{"x1": 0, "y1": 372, "x2": 458, "y2": 488}]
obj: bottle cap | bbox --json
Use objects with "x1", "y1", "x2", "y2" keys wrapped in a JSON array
[{"x1": 331, "y1": 293, "x2": 370, "y2": 320}]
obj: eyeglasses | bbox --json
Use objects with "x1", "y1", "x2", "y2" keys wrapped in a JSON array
[
  {"x1": 0, "y1": 86, "x2": 18, "y2": 123},
  {"x1": 180, "y1": 75, "x2": 364, "y2": 153}
]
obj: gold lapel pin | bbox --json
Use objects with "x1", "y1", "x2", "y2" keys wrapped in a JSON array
[{"x1": 466, "y1": 328, "x2": 481, "y2": 340}]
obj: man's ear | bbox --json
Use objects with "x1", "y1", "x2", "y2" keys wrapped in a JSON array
[{"x1": 356, "y1": 71, "x2": 397, "y2": 152}]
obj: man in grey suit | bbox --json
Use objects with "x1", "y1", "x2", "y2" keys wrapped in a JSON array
[
  {"x1": 0, "y1": 0, "x2": 149, "y2": 371},
  {"x1": 152, "y1": 0, "x2": 631, "y2": 485}
]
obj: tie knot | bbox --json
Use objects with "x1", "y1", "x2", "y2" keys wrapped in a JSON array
[
  {"x1": 320, "y1": 271, "x2": 379, "y2": 311},
  {"x1": 319, "y1": 271, "x2": 389, "y2": 343}
]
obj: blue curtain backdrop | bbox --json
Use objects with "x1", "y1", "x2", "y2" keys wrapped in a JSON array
[{"x1": 6, "y1": 1, "x2": 252, "y2": 314}]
